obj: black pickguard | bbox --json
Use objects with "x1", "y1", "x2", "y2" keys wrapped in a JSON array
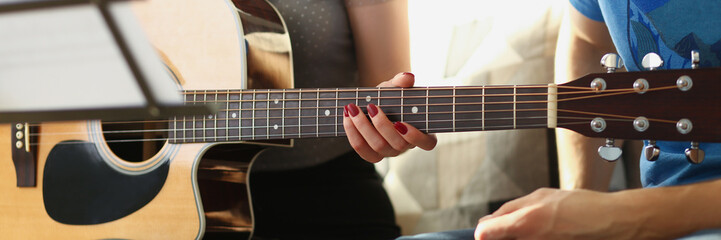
[{"x1": 43, "y1": 140, "x2": 169, "y2": 225}]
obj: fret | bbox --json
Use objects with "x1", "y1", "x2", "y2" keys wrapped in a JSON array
[
  {"x1": 297, "y1": 89, "x2": 302, "y2": 138},
  {"x1": 183, "y1": 93, "x2": 194, "y2": 143},
  {"x1": 400, "y1": 88, "x2": 404, "y2": 123},
  {"x1": 228, "y1": 92, "x2": 240, "y2": 141},
  {"x1": 252, "y1": 90, "x2": 256, "y2": 140},
  {"x1": 283, "y1": 90, "x2": 299, "y2": 138},
  {"x1": 318, "y1": 88, "x2": 337, "y2": 137},
  {"x1": 513, "y1": 85, "x2": 517, "y2": 129},
  {"x1": 482, "y1": 87, "x2": 485, "y2": 131},
  {"x1": 214, "y1": 91, "x2": 219, "y2": 140},
  {"x1": 485, "y1": 87, "x2": 514, "y2": 130},
  {"x1": 202, "y1": 90, "x2": 207, "y2": 141},
  {"x1": 426, "y1": 87, "x2": 429, "y2": 132},
  {"x1": 239, "y1": 91, "x2": 255, "y2": 140},
  {"x1": 300, "y1": 89, "x2": 318, "y2": 138},
  {"x1": 215, "y1": 91, "x2": 228, "y2": 141},
  {"x1": 455, "y1": 87, "x2": 484, "y2": 132},
  {"x1": 282, "y1": 89, "x2": 286, "y2": 138},
  {"x1": 268, "y1": 90, "x2": 271, "y2": 139},
  {"x1": 251, "y1": 90, "x2": 269, "y2": 139},
  {"x1": 335, "y1": 88, "x2": 339, "y2": 136},
  {"x1": 204, "y1": 90, "x2": 217, "y2": 142},
  {"x1": 355, "y1": 87, "x2": 359, "y2": 108},
  {"x1": 452, "y1": 86, "x2": 456, "y2": 132},
  {"x1": 282, "y1": 89, "x2": 299, "y2": 137},
  {"x1": 316, "y1": 89, "x2": 320, "y2": 137},
  {"x1": 169, "y1": 115, "x2": 175, "y2": 143},
  {"x1": 268, "y1": 90, "x2": 284, "y2": 139},
  {"x1": 194, "y1": 93, "x2": 204, "y2": 142},
  {"x1": 427, "y1": 88, "x2": 453, "y2": 133},
  {"x1": 252, "y1": 89, "x2": 267, "y2": 140},
  {"x1": 378, "y1": 88, "x2": 382, "y2": 114}
]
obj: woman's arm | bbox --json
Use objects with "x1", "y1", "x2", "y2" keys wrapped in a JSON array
[
  {"x1": 346, "y1": 0, "x2": 410, "y2": 87},
  {"x1": 343, "y1": 0, "x2": 437, "y2": 162}
]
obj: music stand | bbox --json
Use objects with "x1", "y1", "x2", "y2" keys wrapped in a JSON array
[{"x1": 0, "y1": 0, "x2": 215, "y2": 123}]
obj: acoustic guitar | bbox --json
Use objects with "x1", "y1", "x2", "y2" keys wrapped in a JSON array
[{"x1": 2, "y1": 0, "x2": 721, "y2": 239}]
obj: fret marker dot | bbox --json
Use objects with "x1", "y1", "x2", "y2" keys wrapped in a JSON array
[
  {"x1": 208, "y1": 115, "x2": 213, "y2": 119},
  {"x1": 325, "y1": 109, "x2": 330, "y2": 116},
  {"x1": 232, "y1": 113, "x2": 237, "y2": 118},
  {"x1": 274, "y1": 99, "x2": 279, "y2": 104},
  {"x1": 366, "y1": 96, "x2": 371, "y2": 102},
  {"x1": 412, "y1": 106, "x2": 418, "y2": 113},
  {"x1": 274, "y1": 124, "x2": 278, "y2": 130}
]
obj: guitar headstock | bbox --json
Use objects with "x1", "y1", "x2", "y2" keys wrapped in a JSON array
[{"x1": 556, "y1": 66, "x2": 721, "y2": 144}]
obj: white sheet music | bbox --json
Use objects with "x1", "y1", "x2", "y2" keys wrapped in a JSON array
[{"x1": 0, "y1": 2, "x2": 181, "y2": 112}]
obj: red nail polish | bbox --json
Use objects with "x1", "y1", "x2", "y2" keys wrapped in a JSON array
[
  {"x1": 402, "y1": 72, "x2": 414, "y2": 78},
  {"x1": 343, "y1": 106, "x2": 349, "y2": 117},
  {"x1": 394, "y1": 122, "x2": 408, "y2": 135},
  {"x1": 346, "y1": 103, "x2": 360, "y2": 117},
  {"x1": 367, "y1": 104, "x2": 378, "y2": 118}
]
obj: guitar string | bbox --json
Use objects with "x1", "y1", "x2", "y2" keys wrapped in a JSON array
[
  {"x1": 178, "y1": 87, "x2": 631, "y2": 104},
  {"x1": 95, "y1": 85, "x2": 654, "y2": 126},
  {"x1": 30, "y1": 112, "x2": 550, "y2": 137},
  {"x1": 26, "y1": 112, "x2": 672, "y2": 145},
  {"x1": 176, "y1": 84, "x2": 587, "y2": 96},
  {"x1": 29, "y1": 118, "x2": 606, "y2": 146},
  {"x1": 26, "y1": 89, "x2": 675, "y2": 139},
  {"x1": 26, "y1": 84, "x2": 679, "y2": 139},
  {"x1": 26, "y1": 87, "x2": 603, "y2": 128}
]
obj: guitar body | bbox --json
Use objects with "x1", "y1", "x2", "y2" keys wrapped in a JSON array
[
  {"x1": 0, "y1": 122, "x2": 208, "y2": 239},
  {"x1": 1, "y1": 0, "x2": 291, "y2": 239}
]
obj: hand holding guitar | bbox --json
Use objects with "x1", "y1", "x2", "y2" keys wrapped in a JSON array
[{"x1": 343, "y1": 72, "x2": 438, "y2": 163}]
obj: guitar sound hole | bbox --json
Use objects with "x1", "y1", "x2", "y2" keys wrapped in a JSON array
[{"x1": 101, "y1": 121, "x2": 168, "y2": 162}]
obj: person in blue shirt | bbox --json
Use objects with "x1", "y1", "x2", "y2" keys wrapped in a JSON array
[{"x1": 345, "y1": 0, "x2": 721, "y2": 239}]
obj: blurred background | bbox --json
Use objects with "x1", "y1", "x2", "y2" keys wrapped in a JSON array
[{"x1": 381, "y1": 0, "x2": 564, "y2": 234}]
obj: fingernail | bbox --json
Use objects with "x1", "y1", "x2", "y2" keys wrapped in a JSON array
[
  {"x1": 367, "y1": 104, "x2": 378, "y2": 118},
  {"x1": 394, "y1": 122, "x2": 408, "y2": 135},
  {"x1": 345, "y1": 104, "x2": 360, "y2": 117},
  {"x1": 402, "y1": 72, "x2": 414, "y2": 78},
  {"x1": 343, "y1": 107, "x2": 349, "y2": 117}
]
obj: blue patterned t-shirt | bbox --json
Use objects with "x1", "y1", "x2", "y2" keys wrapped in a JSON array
[{"x1": 569, "y1": 0, "x2": 721, "y2": 187}]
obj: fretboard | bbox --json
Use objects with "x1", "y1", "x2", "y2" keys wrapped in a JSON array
[{"x1": 167, "y1": 86, "x2": 549, "y2": 143}]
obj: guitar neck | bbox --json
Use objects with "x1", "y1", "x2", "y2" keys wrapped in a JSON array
[{"x1": 168, "y1": 85, "x2": 552, "y2": 143}]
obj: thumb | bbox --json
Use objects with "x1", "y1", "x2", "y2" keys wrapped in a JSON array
[{"x1": 377, "y1": 72, "x2": 415, "y2": 87}]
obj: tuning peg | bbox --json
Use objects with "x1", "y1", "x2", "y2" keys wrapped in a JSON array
[
  {"x1": 642, "y1": 53, "x2": 664, "y2": 70},
  {"x1": 598, "y1": 138, "x2": 622, "y2": 161},
  {"x1": 685, "y1": 142, "x2": 704, "y2": 164},
  {"x1": 644, "y1": 140, "x2": 660, "y2": 161},
  {"x1": 600, "y1": 53, "x2": 624, "y2": 73},
  {"x1": 691, "y1": 50, "x2": 700, "y2": 69}
]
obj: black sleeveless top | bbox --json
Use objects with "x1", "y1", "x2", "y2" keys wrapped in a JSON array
[{"x1": 252, "y1": 0, "x2": 359, "y2": 171}]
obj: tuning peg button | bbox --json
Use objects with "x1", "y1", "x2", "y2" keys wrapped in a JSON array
[
  {"x1": 642, "y1": 53, "x2": 664, "y2": 70},
  {"x1": 598, "y1": 138, "x2": 622, "y2": 161},
  {"x1": 600, "y1": 53, "x2": 624, "y2": 73},
  {"x1": 644, "y1": 140, "x2": 660, "y2": 161},
  {"x1": 691, "y1": 50, "x2": 700, "y2": 69},
  {"x1": 685, "y1": 142, "x2": 704, "y2": 164}
]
